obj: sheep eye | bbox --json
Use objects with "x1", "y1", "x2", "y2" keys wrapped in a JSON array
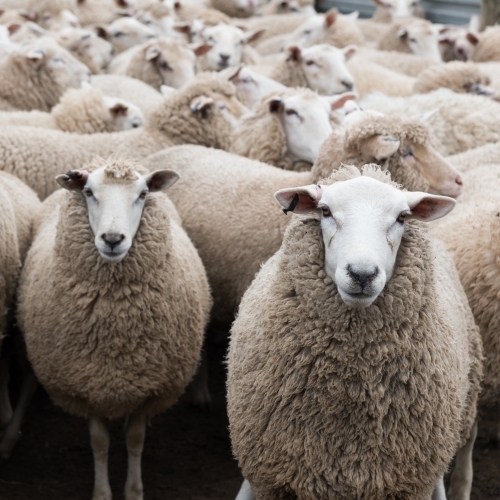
[
  {"x1": 303, "y1": 29, "x2": 311, "y2": 35},
  {"x1": 397, "y1": 212, "x2": 407, "y2": 224},
  {"x1": 160, "y1": 61, "x2": 170, "y2": 70},
  {"x1": 139, "y1": 190, "x2": 148, "y2": 200},
  {"x1": 305, "y1": 60, "x2": 315, "y2": 66},
  {"x1": 208, "y1": 36, "x2": 215, "y2": 43},
  {"x1": 285, "y1": 109, "x2": 298, "y2": 116},
  {"x1": 321, "y1": 207, "x2": 331, "y2": 217},
  {"x1": 402, "y1": 146, "x2": 414, "y2": 157},
  {"x1": 83, "y1": 188, "x2": 93, "y2": 198},
  {"x1": 409, "y1": 37, "x2": 417, "y2": 43},
  {"x1": 114, "y1": 31, "x2": 124, "y2": 37}
]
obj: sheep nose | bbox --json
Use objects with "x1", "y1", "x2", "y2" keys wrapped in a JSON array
[
  {"x1": 220, "y1": 53, "x2": 230, "y2": 62},
  {"x1": 347, "y1": 265, "x2": 379, "y2": 289},
  {"x1": 455, "y1": 175, "x2": 463, "y2": 186},
  {"x1": 342, "y1": 80, "x2": 354, "y2": 91},
  {"x1": 102, "y1": 233, "x2": 125, "y2": 250}
]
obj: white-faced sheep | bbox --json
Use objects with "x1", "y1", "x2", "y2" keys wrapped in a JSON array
[
  {"x1": 17, "y1": 156, "x2": 211, "y2": 499},
  {"x1": 107, "y1": 37, "x2": 210, "y2": 90},
  {"x1": 0, "y1": 85, "x2": 144, "y2": 133},
  {"x1": 227, "y1": 164, "x2": 482, "y2": 500},
  {"x1": 27, "y1": 0, "x2": 80, "y2": 31},
  {"x1": 210, "y1": 0, "x2": 258, "y2": 18},
  {"x1": 0, "y1": 171, "x2": 40, "y2": 461},
  {"x1": 0, "y1": 74, "x2": 247, "y2": 199},
  {"x1": 466, "y1": 26, "x2": 500, "y2": 63},
  {"x1": 371, "y1": 0, "x2": 424, "y2": 22},
  {"x1": 230, "y1": 89, "x2": 356, "y2": 170},
  {"x1": 0, "y1": 36, "x2": 90, "y2": 111},
  {"x1": 144, "y1": 111, "x2": 463, "y2": 327},
  {"x1": 377, "y1": 17, "x2": 442, "y2": 62},
  {"x1": 250, "y1": 44, "x2": 356, "y2": 95},
  {"x1": 257, "y1": 0, "x2": 314, "y2": 16}
]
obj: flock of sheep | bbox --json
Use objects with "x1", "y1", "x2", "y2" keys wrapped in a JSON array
[{"x1": 0, "y1": 0, "x2": 499, "y2": 498}]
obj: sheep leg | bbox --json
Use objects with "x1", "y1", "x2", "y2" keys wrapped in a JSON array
[
  {"x1": 235, "y1": 479, "x2": 256, "y2": 500},
  {"x1": 124, "y1": 410, "x2": 147, "y2": 500},
  {"x1": 0, "y1": 369, "x2": 37, "y2": 461},
  {"x1": 89, "y1": 417, "x2": 112, "y2": 500},
  {"x1": 447, "y1": 422, "x2": 478, "y2": 500},
  {"x1": 0, "y1": 356, "x2": 13, "y2": 428},
  {"x1": 431, "y1": 476, "x2": 446, "y2": 500}
]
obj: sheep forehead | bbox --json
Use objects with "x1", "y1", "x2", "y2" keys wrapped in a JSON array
[
  {"x1": 285, "y1": 92, "x2": 329, "y2": 112},
  {"x1": 302, "y1": 44, "x2": 342, "y2": 60},
  {"x1": 88, "y1": 165, "x2": 144, "y2": 188},
  {"x1": 207, "y1": 25, "x2": 244, "y2": 42}
]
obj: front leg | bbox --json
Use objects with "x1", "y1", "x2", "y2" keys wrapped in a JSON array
[
  {"x1": 236, "y1": 479, "x2": 256, "y2": 500},
  {"x1": 431, "y1": 476, "x2": 446, "y2": 500},
  {"x1": 124, "y1": 411, "x2": 147, "y2": 500},
  {"x1": 89, "y1": 417, "x2": 112, "y2": 500}
]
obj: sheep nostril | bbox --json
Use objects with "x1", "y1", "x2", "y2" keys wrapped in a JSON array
[
  {"x1": 220, "y1": 54, "x2": 230, "y2": 62},
  {"x1": 342, "y1": 81, "x2": 354, "y2": 91},
  {"x1": 102, "y1": 233, "x2": 125, "y2": 250},
  {"x1": 456, "y1": 176, "x2": 463, "y2": 186}
]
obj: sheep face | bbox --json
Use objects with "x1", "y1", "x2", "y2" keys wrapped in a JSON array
[
  {"x1": 372, "y1": 0, "x2": 420, "y2": 21},
  {"x1": 275, "y1": 175, "x2": 455, "y2": 307},
  {"x1": 396, "y1": 21, "x2": 442, "y2": 62},
  {"x1": 104, "y1": 97, "x2": 145, "y2": 130},
  {"x1": 36, "y1": 9, "x2": 80, "y2": 31},
  {"x1": 97, "y1": 17, "x2": 157, "y2": 53},
  {"x1": 200, "y1": 24, "x2": 259, "y2": 71},
  {"x1": 289, "y1": 44, "x2": 357, "y2": 95},
  {"x1": 56, "y1": 167, "x2": 179, "y2": 263},
  {"x1": 289, "y1": 15, "x2": 326, "y2": 48}
]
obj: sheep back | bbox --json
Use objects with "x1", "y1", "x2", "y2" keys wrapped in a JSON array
[{"x1": 19, "y1": 186, "x2": 211, "y2": 420}]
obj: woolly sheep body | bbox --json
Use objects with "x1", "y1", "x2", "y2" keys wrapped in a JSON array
[
  {"x1": 227, "y1": 168, "x2": 482, "y2": 499},
  {"x1": 18, "y1": 160, "x2": 211, "y2": 421},
  {"x1": 471, "y1": 26, "x2": 500, "y2": 63}
]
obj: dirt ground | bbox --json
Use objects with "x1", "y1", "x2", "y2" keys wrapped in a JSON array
[{"x1": 1, "y1": 338, "x2": 500, "y2": 500}]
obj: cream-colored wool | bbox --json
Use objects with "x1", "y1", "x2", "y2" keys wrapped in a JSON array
[
  {"x1": 356, "y1": 18, "x2": 391, "y2": 45},
  {"x1": 361, "y1": 89, "x2": 500, "y2": 156},
  {"x1": 76, "y1": 0, "x2": 125, "y2": 26},
  {"x1": 174, "y1": 1, "x2": 231, "y2": 25},
  {"x1": 144, "y1": 117, "x2": 453, "y2": 326},
  {"x1": 18, "y1": 157, "x2": 211, "y2": 420},
  {"x1": 0, "y1": 75, "x2": 243, "y2": 199},
  {"x1": 209, "y1": 0, "x2": 256, "y2": 18},
  {"x1": 447, "y1": 141, "x2": 500, "y2": 173},
  {"x1": 318, "y1": 11, "x2": 365, "y2": 48},
  {"x1": 91, "y1": 74, "x2": 164, "y2": 119},
  {"x1": 227, "y1": 165, "x2": 482, "y2": 500},
  {"x1": 0, "y1": 37, "x2": 90, "y2": 112},
  {"x1": 107, "y1": 38, "x2": 199, "y2": 91},
  {"x1": 471, "y1": 26, "x2": 500, "y2": 63},
  {"x1": 27, "y1": 0, "x2": 79, "y2": 30},
  {"x1": 378, "y1": 18, "x2": 437, "y2": 54},
  {"x1": 0, "y1": 86, "x2": 143, "y2": 133}
]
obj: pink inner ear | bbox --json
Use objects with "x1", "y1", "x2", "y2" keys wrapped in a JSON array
[{"x1": 411, "y1": 197, "x2": 448, "y2": 220}]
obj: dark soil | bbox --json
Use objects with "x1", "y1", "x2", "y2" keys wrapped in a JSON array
[{"x1": 1, "y1": 338, "x2": 499, "y2": 500}]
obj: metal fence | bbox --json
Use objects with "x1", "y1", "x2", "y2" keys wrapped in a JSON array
[{"x1": 317, "y1": 0, "x2": 480, "y2": 25}]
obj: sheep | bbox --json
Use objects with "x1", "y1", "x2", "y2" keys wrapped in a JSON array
[
  {"x1": 361, "y1": 88, "x2": 500, "y2": 156},
  {"x1": 447, "y1": 141, "x2": 500, "y2": 173},
  {"x1": 27, "y1": 0, "x2": 80, "y2": 31},
  {"x1": 144, "y1": 111, "x2": 462, "y2": 327},
  {"x1": 0, "y1": 85, "x2": 145, "y2": 133},
  {"x1": 17, "y1": 156, "x2": 211, "y2": 498},
  {"x1": 56, "y1": 28, "x2": 114, "y2": 74},
  {"x1": 230, "y1": 89, "x2": 356, "y2": 170},
  {"x1": 250, "y1": 44, "x2": 356, "y2": 96},
  {"x1": 0, "y1": 73, "x2": 246, "y2": 199},
  {"x1": 227, "y1": 164, "x2": 482, "y2": 500},
  {"x1": 196, "y1": 24, "x2": 264, "y2": 72},
  {"x1": 257, "y1": 0, "x2": 314, "y2": 16},
  {"x1": 91, "y1": 73, "x2": 164, "y2": 119},
  {"x1": 173, "y1": 0, "x2": 231, "y2": 26},
  {"x1": 0, "y1": 37, "x2": 90, "y2": 111},
  {"x1": 210, "y1": 0, "x2": 258, "y2": 19},
  {"x1": 467, "y1": 26, "x2": 500, "y2": 63},
  {"x1": 378, "y1": 18, "x2": 442, "y2": 62},
  {"x1": 133, "y1": 2, "x2": 182, "y2": 39},
  {"x1": 371, "y1": 0, "x2": 425, "y2": 22},
  {"x1": 95, "y1": 16, "x2": 157, "y2": 54},
  {"x1": 107, "y1": 37, "x2": 210, "y2": 90},
  {"x1": 76, "y1": 0, "x2": 132, "y2": 26},
  {"x1": 0, "y1": 171, "x2": 40, "y2": 461}
]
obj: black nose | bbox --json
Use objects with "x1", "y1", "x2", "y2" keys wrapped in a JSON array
[
  {"x1": 220, "y1": 53, "x2": 230, "y2": 62},
  {"x1": 347, "y1": 265, "x2": 379, "y2": 289},
  {"x1": 102, "y1": 233, "x2": 125, "y2": 250},
  {"x1": 342, "y1": 80, "x2": 354, "y2": 91}
]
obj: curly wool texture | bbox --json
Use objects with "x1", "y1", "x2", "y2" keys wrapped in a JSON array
[
  {"x1": 18, "y1": 158, "x2": 211, "y2": 420},
  {"x1": 314, "y1": 115, "x2": 430, "y2": 191},
  {"x1": 227, "y1": 167, "x2": 482, "y2": 500},
  {"x1": 413, "y1": 61, "x2": 491, "y2": 94},
  {"x1": 471, "y1": 26, "x2": 500, "y2": 63}
]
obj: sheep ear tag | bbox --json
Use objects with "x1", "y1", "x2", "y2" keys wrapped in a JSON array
[{"x1": 274, "y1": 185, "x2": 322, "y2": 215}]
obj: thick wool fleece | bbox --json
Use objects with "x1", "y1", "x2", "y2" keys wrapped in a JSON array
[
  {"x1": 361, "y1": 89, "x2": 500, "y2": 156},
  {"x1": 240, "y1": 13, "x2": 310, "y2": 44},
  {"x1": 378, "y1": 18, "x2": 432, "y2": 54},
  {"x1": 175, "y1": 2, "x2": 231, "y2": 24},
  {"x1": 19, "y1": 159, "x2": 211, "y2": 420},
  {"x1": 28, "y1": 0, "x2": 77, "y2": 15},
  {"x1": 448, "y1": 141, "x2": 500, "y2": 173},
  {"x1": 413, "y1": 61, "x2": 491, "y2": 94},
  {"x1": 0, "y1": 75, "x2": 238, "y2": 199},
  {"x1": 471, "y1": 26, "x2": 500, "y2": 63},
  {"x1": 321, "y1": 12, "x2": 365, "y2": 48},
  {"x1": 315, "y1": 116, "x2": 431, "y2": 192},
  {"x1": 227, "y1": 166, "x2": 482, "y2": 500},
  {"x1": 209, "y1": 0, "x2": 253, "y2": 18},
  {"x1": 0, "y1": 38, "x2": 89, "y2": 112}
]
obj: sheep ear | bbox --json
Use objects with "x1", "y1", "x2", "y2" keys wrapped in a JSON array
[
  {"x1": 190, "y1": 95, "x2": 214, "y2": 113},
  {"x1": 397, "y1": 27, "x2": 408, "y2": 38},
  {"x1": 26, "y1": 48, "x2": 46, "y2": 66},
  {"x1": 146, "y1": 45, "x2": 160, "y2": 61},
  {"x1": 190, "y1": 44, "x2": 212, "y2": 56},
  {"x1": 56, "y1": 170, "x2": 89, "y2": 191},
  {"x1": 361, "y1": 135, "x2": 400, "y2": 161},
  {"x1": 145, "y1": 169, "x2": 179, "y2": 192},
  {"x1": 274, "y1": 185, "x2": 322, "y2": 215},
  {"x1": 115, "y1": 0, "x2": 129, "y2": 7},
  {"x1": 109, "y1": 103, "x2": 128, "y2": 117},
  {"x1": 287, "y1": 45, "x2": 302, "y2": 62},
  {"x1": 405, "y1": 192, "x2": 456, "y2": 222},
  {"x1": 324, "y1": 8, "x2": 337, "y2": 28},
  {"x1": 7, "y1": 23, "x2": 21, "y2": 35},
  {"x1": 160, "y1": 84, "x2": 175, "y2": 97},
  {"x1": 342, "y1": 44, "x2": 357, "y2": 61},
  {"x1": 95, "y1": 26, "x2": 108, "y2": 39},
  {"x1": 173, "y1": 22, "x2": 191, "y2": 34},
  {"x1": 469, "y1": 14, "x2": 480, "y2": 33},
  {"x1": 411, "y1": 109, "x2": 438, "y2": 122},
  {"x1": 325, "y1": 92, "x2": 358, "y2": 111},
  {"x1": 20, "y1": 11, "x2": 37, "y2": 21},
  {"x1": 244, "y1": 28, "x2": 266, "y2": 44},
  {"x1": 372, "y1": 0, "x2": 390, "y2": 6},
  {"x1": 219, "y1": 64, "x2": 244, "y2": 81},
  {"x1": 466, "y1": 32, "x2": 479, "y2": 45},
  {"x1": 268, "y1": 98, "x2": 283, "y2": 113}
]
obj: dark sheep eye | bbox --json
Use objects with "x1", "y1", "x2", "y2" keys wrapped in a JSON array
[
  {"x1": 285, "y1": 109, "x2": 298, "y2": 116},
  {"x1": 139, "y1": 190, "x2": 148, "y2": 199},
  {"x1": 114, "y1": 31, "x2": 124, "y2": 37},
  {"x1": 402, "y1": 146, "x2": 414, "y2": 157},
  {"x1": 397, "y1": 212, "x2": 407, "y2": 224},
  {"x1": 305, "y1": 60, "x2": 315, "y2": 66},
  {"x1": 322, "y1": 207, "x2": 331, "y2": 217},
  {"x1": 83, "y1": 188, "x2": 93, "y2": 198},
  {"x1": 160, "y1": 61, "x2": 170, "y2": 71}
]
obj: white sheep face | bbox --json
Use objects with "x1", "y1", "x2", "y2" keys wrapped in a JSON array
[
  {"x1": 295, "y1": 44, "x2": 356, "y2": 95},
  {"x1": 275, "y1": 175, "x2": 455, "y2": 308},
  {"x1": 56, "y1": 167, "x2": 179, "y2": 263},
  {"x1": 290, "y1": 15, "x2": 326, "y2": 48},
  {"x1": 397, "y1": 22, "x2": 442, "y2": 62},
  {"x1": 38, "y1": 9, "x2": 80, "y2": 31},
  {"x1": 103, "y1": 96, "x2": 145, "y2": 130},
  {"x1": 373, "y1": 0, "x2": 420, "y2": 20},
  {"x1": 99, "y1": 17, "x2": 157, "y2": 53}
]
